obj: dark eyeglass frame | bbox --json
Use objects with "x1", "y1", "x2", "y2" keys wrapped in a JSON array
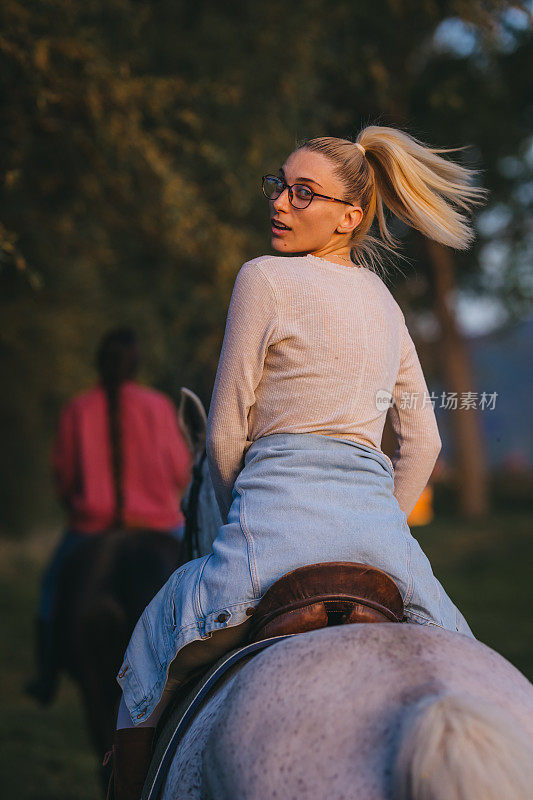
[{"x1": 261, "y1": 174, "x2": 354, "y2": 209}]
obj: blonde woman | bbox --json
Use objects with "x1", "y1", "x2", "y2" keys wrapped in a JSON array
[{"x1": 109, "y1": 126, "x2": 486, "y2": 799}]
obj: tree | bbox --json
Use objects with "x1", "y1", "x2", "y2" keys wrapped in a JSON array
[{"x1": 1, "y1": 0, "x2": 530, "y2": 529}]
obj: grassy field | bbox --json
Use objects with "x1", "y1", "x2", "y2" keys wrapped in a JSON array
[{"x1": 1, "y1": 511, "x2": 532, "y2": 799}]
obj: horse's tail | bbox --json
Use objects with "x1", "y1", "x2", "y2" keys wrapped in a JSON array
[{"x1": 393, "y1": 691, "x2": 533, "y2": 800}]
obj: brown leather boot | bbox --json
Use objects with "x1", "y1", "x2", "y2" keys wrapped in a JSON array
[{"x1": 106, "y1": 727, "x2": 155, "y2": 800}]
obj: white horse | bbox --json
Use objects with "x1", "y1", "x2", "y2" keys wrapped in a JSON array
[{"x1": 171, "y1": 389, "x2": 533, "y2": 800}]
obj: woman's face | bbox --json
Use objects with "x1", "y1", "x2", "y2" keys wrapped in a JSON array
[{"x1": 268, "y1": 148, "x2": 363, "y2": 258}]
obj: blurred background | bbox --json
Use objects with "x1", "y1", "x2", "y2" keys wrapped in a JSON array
[{"x1": 1, "y1": 1, "x2": 532, "y2": 796}]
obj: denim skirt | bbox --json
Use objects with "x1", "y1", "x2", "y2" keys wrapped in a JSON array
[{"x1": 117, "y1": 432, "x2": 474, "y2": 723}]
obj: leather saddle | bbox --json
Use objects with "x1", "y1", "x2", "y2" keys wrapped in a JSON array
[{"x1": 247, "y1": 561, "x2": 405, "y2": 643}]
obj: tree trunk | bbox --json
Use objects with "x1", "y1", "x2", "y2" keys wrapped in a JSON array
[{"x1": 426, "y1": 239, "x2": 490, "y2": 518}]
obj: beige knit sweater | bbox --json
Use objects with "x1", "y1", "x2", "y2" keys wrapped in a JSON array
[{"x1": 206, "y1": 254, "x2": 442, "y2": 524}]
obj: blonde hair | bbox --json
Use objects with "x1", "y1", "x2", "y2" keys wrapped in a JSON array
[
  {"x1": 297, "y1": 126, "x2": 489, "y2": 278},
  {"x1": 393, "y1": 691, "x2": 533, "y2": 800}
]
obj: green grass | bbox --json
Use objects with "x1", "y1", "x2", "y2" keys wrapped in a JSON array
[
  {"x1": 0, "y1": 512, "x2": 532, "y2": 798},
  {"x1": 0, "y1": 531, "x2": 100, "y2": 799},
  {"x1": 414, "y1": 510, "x2": 533, "y2": 680}
]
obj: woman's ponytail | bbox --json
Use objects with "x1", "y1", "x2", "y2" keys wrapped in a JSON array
[
  {"x1": 96, "y1": 328, "x2": 140, "y2": 529},
  {"x1": 299, "y1": 126, "x2": 489, "y2": 277}
]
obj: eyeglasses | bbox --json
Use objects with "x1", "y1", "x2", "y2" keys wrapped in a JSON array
[{"x1": 261, "y1": 174, "x2": 354, "y2": 210}]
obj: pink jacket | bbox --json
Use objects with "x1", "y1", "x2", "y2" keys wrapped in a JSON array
[{"x1": 52, "y1": 381, "x2": 193, "y2": 533}]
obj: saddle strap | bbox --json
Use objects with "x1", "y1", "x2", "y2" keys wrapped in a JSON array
[{"x1": 142, "y1": 633, "x2": 295, "y2": 800}]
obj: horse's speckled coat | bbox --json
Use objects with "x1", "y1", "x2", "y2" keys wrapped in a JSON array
[{"x1": 161, "y1": 624, "x2": 533, "y2": 800}]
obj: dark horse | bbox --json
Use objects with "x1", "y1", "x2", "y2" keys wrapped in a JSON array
[
  {"x1": 53, "y1": 528, "x2": 184, "y2": 788},
  {"x1": 46, "y1": 385, "x2": 205, "y2": 791}
]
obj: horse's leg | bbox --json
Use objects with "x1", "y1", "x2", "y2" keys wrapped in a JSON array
[{"x1": 77, "y1": 662, "x2": 121, "y2": 794}]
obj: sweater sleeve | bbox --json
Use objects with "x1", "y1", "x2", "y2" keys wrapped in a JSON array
[
  {"x1": 387, "y1": 317, "x2": 442, "y2": 519},
  {"x1": 206, "y1": 262, "x2": 278, "y2": 524}
]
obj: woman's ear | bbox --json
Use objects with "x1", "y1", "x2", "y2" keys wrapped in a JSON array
[{"x1": 336, "y1": 205, "x2": 363, "y2": 235}]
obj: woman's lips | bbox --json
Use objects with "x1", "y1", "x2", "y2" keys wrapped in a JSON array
[{"x1": 271, "y1": 219, "x2": 291, "y2": 235}]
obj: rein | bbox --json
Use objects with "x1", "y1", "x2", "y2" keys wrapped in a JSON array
[{"x1": 182, "y1": 449, "x2": 208, "y2": 562}]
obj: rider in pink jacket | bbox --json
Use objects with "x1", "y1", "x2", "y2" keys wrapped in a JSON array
[
  {"x1": 26, "y1": 328, "x2": 193, "y2": 705},
  {"x1": 52, "y1": 379, "x2": 191, "y2": 533}
]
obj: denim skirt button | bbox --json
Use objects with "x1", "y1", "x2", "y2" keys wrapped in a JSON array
[
  {"x1": 245, "y1": 607, "x2": 255, "y2": 616},
  {"x1": 216, "y1": 613, "x2": 229, "y2": 623}
]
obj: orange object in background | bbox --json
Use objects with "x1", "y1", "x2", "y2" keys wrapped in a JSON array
[{"x1": 407, "y1": 484, "x2": 434, "y2": 526}]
